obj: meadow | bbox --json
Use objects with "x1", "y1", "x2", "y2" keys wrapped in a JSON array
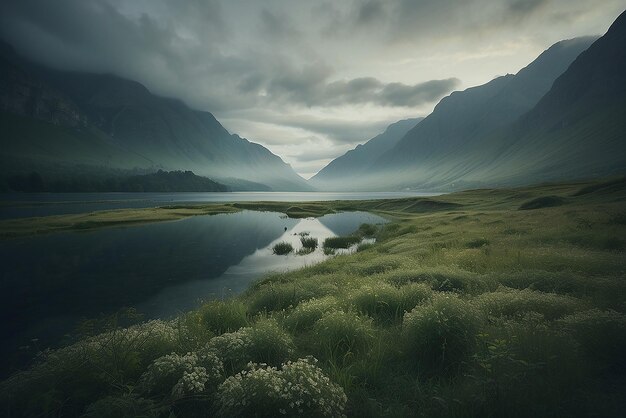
[{"x1": 1, "y1": 177, "x2": 625, "y2": 417}]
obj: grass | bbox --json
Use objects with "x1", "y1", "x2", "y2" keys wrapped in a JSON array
[
  {"x1": 1, "y1": 176, "x2": 626, "y2": 417},
  {"x1": 323, "y1": 235, "x2": 362, "y2": 249},
  {"x1": 272, "y1": 241, "x2": 293, "y2": 255},
  {"x1": 300, "y1": 236, "x2": 318, "y2": 250}
]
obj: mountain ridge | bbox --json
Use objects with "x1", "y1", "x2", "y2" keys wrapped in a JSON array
[{"x1": 0, "y1": 41, "x2": 311, "y2": 191}]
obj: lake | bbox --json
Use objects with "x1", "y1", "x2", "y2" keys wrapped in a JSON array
[
  {"x1": 0, "y1": 191, "x2": 439, "y2": 219},
  {"x1": 0, "y1": 209, "x2": 387, "y2": 376}
]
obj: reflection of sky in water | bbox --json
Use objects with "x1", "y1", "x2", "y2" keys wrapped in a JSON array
[
  {"x1": 140, "y1": 212, "x2": 387, "y2": 318},
  {"x1": 0, "y1": 210, "x2": 386, "y2": 375}
]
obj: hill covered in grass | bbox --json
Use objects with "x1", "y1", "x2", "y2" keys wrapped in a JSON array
[{"x1": 1, "y1": 176, "x2": 625, "y2": 417}]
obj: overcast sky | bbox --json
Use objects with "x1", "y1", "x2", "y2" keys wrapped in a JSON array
[{"x1": 1, "y1": 1, "x2": 623, "y2": 178}]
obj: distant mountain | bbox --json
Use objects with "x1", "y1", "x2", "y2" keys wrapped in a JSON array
[
  {"x1": 319, "y1": 36, "x2": 598, "y2": 191},
  {"x1": 459, "y1": 10, "x2": 626, "y2": 186},
  {"x1": 310, "y1": 118, "x2": 422, "y2": 190},
  {"x1": 5, "y1": 169, "x2": 229, "y2": 193},
  {"x1": 0, "y1": 42, "x2": 311, "y2": 191}
]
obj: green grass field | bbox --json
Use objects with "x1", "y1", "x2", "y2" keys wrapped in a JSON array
[{"x1": 1, "y1": 177, "x2": 625, "y2": 417}]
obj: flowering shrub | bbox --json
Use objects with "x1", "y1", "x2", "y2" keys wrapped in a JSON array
[
  {"x1": 403, "y1": 293, "x2": 482, "y2": 371},
  {"x1": 312, "y1": 310, "x2": 374, "y2": 361},
  {"x1": 284, "y1": 296, "x2": 341, "y2": 332},
  {"x1": 207, "y1": 318, "x2": 294, "y2": 373},
  {"x1": 215, "y1": 358, "x2": 347, "y2": 417},
  {"x1": 139, "y1": 350, "x2": 223, "y2": 399}
]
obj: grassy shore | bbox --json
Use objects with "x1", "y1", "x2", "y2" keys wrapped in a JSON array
[{"x1": 1, "y1": 177, "x2": 625, "y2": 417}]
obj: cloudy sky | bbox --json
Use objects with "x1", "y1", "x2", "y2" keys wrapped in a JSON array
[{"x1": 1, "y1": 1, "x2": 623, "y2": 178}]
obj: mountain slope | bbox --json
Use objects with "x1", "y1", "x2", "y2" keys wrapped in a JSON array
[
  {"x1": 455, "y1": 10, "x2": 626, "y2": 187},
  {"x1": 328, "y1": 36, "x2": 597, "y2": 191},
  {"x1": 0, "y1": 42, "x2": 311, "y2": 191},
  {"x1": 310, "y1": 118, "x2": 422, "y2": 190}
]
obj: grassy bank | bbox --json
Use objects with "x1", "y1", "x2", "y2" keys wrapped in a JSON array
[{"x1": 1, "y1": 177, "x2": 625, "y2": 417}]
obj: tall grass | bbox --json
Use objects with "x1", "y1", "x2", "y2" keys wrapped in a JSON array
[
  {"x1": 272, "y1": 241, "x2": 293, "y2": 255},
  {"x1": 2, "y1": 177, "x2": 626, "y2": 417}
]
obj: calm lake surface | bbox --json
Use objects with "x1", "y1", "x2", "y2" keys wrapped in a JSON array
[
  {"x1": 0, "y1": 210, "x2": 387, "y2": 376},
  {"x1": 0, "y1": 191, "x2": 439, "y2": 219}
]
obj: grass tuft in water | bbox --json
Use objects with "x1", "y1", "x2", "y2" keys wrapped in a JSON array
[{"x1": 272, "y1": 241, "x2": 293, "y2": 255}]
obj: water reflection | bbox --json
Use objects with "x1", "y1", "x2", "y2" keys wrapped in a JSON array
[{"x1": 0, "y1": 210, "x2": 386, "y2": 375}]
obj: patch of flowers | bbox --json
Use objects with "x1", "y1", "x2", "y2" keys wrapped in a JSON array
[
  {"x1": 215, "y1": 357, "x2": 347, "y2": 417},
  {"x1": 206, "y1": 318, "x2": 294, "y2": 373},
  {"x1": 139, "y1": 349, "x2": 224, "y2": 399}
]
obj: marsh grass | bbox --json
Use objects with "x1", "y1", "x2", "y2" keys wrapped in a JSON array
[
  {"x1": 323, "y1": 235, "x2": 362, "y2": 249},
  {"x1": 272, "y1": 241, "x2": 293, "y2": 255},
  {"x1": 3, "y1": 177, "x2": 626, "y2": 417},
  {"x1": 300, "y1": 236, "x2": 318, "y2": 250}
]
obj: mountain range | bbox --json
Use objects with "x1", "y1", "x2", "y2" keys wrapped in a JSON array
[
  {"x1": 0, "y1": 42, "x2": 311, "y2": 192},
  {"x1": 315, "y1": 10, "x2": 626, "y2": 191},
  {"x1": 310, "y1": 118, "x2": 422, "y2": 190},
  {"x1": 1, "y1": 10, "x2": 625, "y2": 194}
]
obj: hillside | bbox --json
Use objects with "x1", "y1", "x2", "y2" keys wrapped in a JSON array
[
  {"x1": 0, "y1": 42, "x2": 310, "y2": 192},
  {"x1": 460, "y1": 10, "x2": 626, "y2": 186},
  {"x1": 317, "y1": 36, "x2": 598, "y2": 191},
  {"x1": 310, "y1": 118, "x2": 422, "y2": 190}
]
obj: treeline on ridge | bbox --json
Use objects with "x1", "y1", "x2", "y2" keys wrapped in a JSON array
[{"x1": 2, "y1": 170, "x2": 229, "y2": 193}]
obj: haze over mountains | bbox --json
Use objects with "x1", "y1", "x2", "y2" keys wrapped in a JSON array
[
  {"x1": 310, "y1": 118, "x2": 422, "y2": 189},
  {"x1": 316, "y1": 10, "x2": 626, "y2": 191},
  {"x1": 1, "y1": 10, "x2": 625, "y2": 193},
  {"x1": 0, "y1": 42, "x2": 311, "y2": 192}
]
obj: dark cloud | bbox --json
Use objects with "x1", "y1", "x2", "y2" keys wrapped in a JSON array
[
  {"x1": 0, "y1": 0, "x2": 622, "y2": 176},
  {"x1": 357, "y1": 0, "x2": 386, "y2": 24},
  {"x1": 259, "y1": 9, "x2": 302, "y2": 40},
  {"x1": 264, "y1": 75, "x2": 459, "y2": 108}
]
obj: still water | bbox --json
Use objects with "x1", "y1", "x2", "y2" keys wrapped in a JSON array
[
  {"x1": 0, "y1": 191, "x2": 439, "y2": 219},
  {"x1": 0, "y1": 210, "x2": 387, "y2": 375}
]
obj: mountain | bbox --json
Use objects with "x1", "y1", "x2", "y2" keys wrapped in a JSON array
[
  {"x1": 5, "y1": 169, "x2": 229, "y2": 193},
  {"x1": 319, "y1": 36, "x2": 598, "y2": 191},
  {"x1": 0, "y1": 42, "x2": 311, "y2": 191},
  {"x1": 310, "y1": 118, "x2": 422, "y2": 190},
  {"x1": 459, "y1": 10, "x2": 626, "y2": 186}
]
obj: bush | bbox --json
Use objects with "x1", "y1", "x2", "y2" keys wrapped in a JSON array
[
  {"x1": 300, "y1": 236, "x2": 318, "y2": 250},
  {"x1": 273, "y1": 242, "x2": 294, "y2": 255},
  {"x1": 356, "y1": 242, "x2": 373, "y2": 252},
  {"x1": 284, "y1": 297, "x2": 341, "y2": 332},
  {"x1": 400, "y1": 282, "x2": 434, "y2": 311},
  {"x1": 323, "y1": 236, "x2": 361, "y2": 249},
  {"x1": 348, "y1": 283, "x2": 404, "y2": 323},
  {"x1": 558, "y1": 309, "x2": 626, "y2": 372},
  {"x1": 247, "y1": 283, "x2": 317, "y2": 314},
  {"x1": 358, "y1": 223, "x2": 378, "y2": 237},
  {"x1": 312, "y1": 311, "x2": 375, "y2": 362},
  {"x1": 383, "y1": 268, "x2": 487, "y2": 294},
  {"x1": 403, "y1": 293, "x2": 482, "y2": 372},
  {"x1": 0, "y1": 320, "x2": 182, "y2": 416},
  {"x1": 475, "y1": 287, "x2": 583, "y2": 320},
  {"x1": 199, "y1": 300, "x2": 249, "y2": 335},
  {"x1": 138, "y1": 350, "x2": 224, "y2": 399},
  {"x1": 207, "y1": 319, "x2": 294, "y2": 374},
  {"x1": 215, "y1": 358, "x2": 347, "y2": 417}
]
